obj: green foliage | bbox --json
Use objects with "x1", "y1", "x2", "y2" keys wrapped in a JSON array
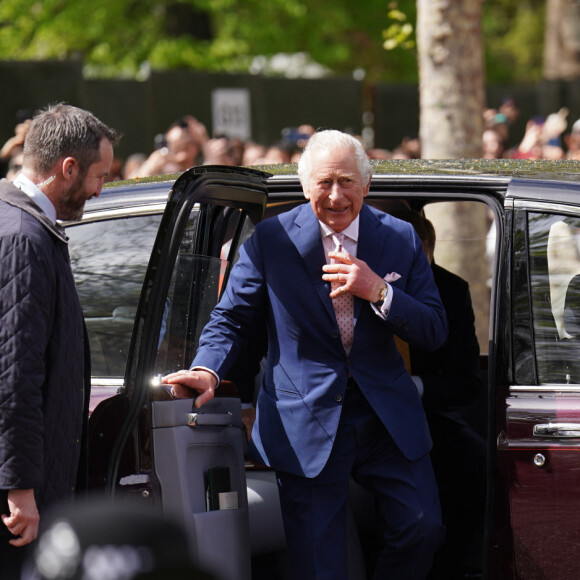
[
  {"x1": 383, "y1": 4, "x2": 415, "y2": 51},
  {"x1": 483, "y1": 0, "x2": 546, "y2": 82},
  {"x1": 0, "y1": 0, "x2": 550, "y2": 83}
]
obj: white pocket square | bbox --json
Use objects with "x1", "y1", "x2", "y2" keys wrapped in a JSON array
[{"x1": 384, "y1": 272, "x2": 401, "y2": 283}]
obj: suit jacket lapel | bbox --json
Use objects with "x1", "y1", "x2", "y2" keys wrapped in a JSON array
[{"x1": 290, "y1": 204, "x2": 336, "y2": 322}]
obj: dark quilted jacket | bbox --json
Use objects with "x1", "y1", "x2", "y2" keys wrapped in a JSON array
[{"x1": 0, "y1": 179, "x2": 90, "y2": 515}]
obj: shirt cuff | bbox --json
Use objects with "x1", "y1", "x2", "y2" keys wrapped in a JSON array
[
  {"x1": 371, "y1": 282, "x2": 393, "y2": 319},
  {"x1": 189, "y1": 366, "x2": 220, "y2": 388}
]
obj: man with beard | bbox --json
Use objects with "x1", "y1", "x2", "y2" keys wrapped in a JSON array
[{"x1": 0, "y1": 103, "x2": 118, "y2": 578}]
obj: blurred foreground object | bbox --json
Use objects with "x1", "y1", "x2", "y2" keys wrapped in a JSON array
[{"x1": 29, "y1": 499, "x2": 215, "y2": 580}]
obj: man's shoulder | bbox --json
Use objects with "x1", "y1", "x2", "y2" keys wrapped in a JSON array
[
  {"x1": 366, "y1": 203, "x2": 413, "y2": 229},
  {"x1": 432, "y1": 263, "x2": 469, "y2": 289},
  {"x1": 0, "y1": 196, "x2": 44, "y2": 238},
  {"x1": 0, "y1": 179, "x2": 63, "y2": 243},
  {"x1": 260, "y1": 201, "x2": 310, "y2": 231}
]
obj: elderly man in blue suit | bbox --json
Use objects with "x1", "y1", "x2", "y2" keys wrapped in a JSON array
[{"x1": 164, "y1": 130, "x2": 448, "y2": 579}]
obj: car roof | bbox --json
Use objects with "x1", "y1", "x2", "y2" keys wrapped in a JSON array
[{"x1": 79, "y1": 158, "x2": 580, "y2": 221}]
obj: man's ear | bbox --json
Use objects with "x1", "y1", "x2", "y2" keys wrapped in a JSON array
[
  {"x1": 62, "y1": 157, "x2": 78, "y2": 180},
  {"x1": 363, "y1": 178, "x2": 371, "y2": 198}
]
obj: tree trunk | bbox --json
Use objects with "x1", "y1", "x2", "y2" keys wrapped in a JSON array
[
  {"x1": 544, "y1": 0, "x2": 580, "y2": 80},
  {"x1": 416, "y1": 0, "x2": 484, "y2": 159},
  {"x1": 416, "y1": 0, "x2": 489, "y2": 350},
  {"x1": 424, "y1": 202, "x2": 491, "y2": 351}
]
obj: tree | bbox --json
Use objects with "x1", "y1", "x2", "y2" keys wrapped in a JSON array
[
  {"x1": 416, "y1": 0, "x2": 484, "y2": 159},
  {"x1": 544, "y1": 0, "x2": 580, "y2": 80},
  {"x1": 0, "y1": 0, "x2": 413, "y2": 82},
  {"x1": 416, "y1": 0, "x2": 489, "y2": 348},
  {"x1": 0, "y1": 0, "x2": 558, "y2": 85}
]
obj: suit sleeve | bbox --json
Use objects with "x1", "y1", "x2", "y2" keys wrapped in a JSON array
[{"x1": 192, "y1": 231, "x2": 267, "y2": 381}]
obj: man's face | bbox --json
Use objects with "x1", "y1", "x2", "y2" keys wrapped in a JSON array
[
  {"x1": 57, "y1": 137, "x2": 113, "y2": 221},
  {"x1": 303, "y1": 146, "x2": 370, "y2": 232}
]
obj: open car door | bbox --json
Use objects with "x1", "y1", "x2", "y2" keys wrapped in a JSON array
[{"x1": 89, "y1": 166, "x2": 270, "y2": 580}]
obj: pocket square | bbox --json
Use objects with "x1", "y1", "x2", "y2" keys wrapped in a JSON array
[{"x1": 384, "y1": 272, "x2": 401, "y2": 283}]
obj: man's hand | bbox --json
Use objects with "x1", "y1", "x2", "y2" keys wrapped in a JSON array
[
  {"x1": 322, "y1": 250, "x2": 386, "y2": 302},
  {"x1": 1, "y1": 488, "x2": 39, "y2": 546},
  {"x1": 162, "y1": 369, "x2": 217, "y2": 409}
]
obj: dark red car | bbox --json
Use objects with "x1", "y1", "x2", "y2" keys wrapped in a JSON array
[{"x1": 66, "y1": 161, "x2": 580, "y2": 579}]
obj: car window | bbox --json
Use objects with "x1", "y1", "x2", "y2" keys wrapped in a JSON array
[
  {"x1": 68, "y1": 214, "x2": 163, "y2": 378},
  {"x1": 528, "y1": 212, "x2": 580, "y2": 384},
  {"x1": 424, "y1": 201, "x2": 493, "y2": 355},
  {"x1": 154, "y1": 204, "x2": 256, "y2": 377}
]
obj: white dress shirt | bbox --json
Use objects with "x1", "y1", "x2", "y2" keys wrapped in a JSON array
[{"x1": 12, "y1": 173, "x2": 57, "y2": 224}]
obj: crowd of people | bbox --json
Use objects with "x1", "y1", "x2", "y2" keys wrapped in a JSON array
[
  {"x1": 2, "y1": 100, "x2": 580, "y2": 184},
  {"x1": 482, "y1": 98, "x2": 580, "y2": 161}
]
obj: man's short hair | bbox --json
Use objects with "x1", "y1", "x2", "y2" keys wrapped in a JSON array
[
  {"x1": 297, "y1": 130, "x2": 371, "y2": 188},
  {"x1": 23, "y1": 103, "x2": 119, "y2": 175}
]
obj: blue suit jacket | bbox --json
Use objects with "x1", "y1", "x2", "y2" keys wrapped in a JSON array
[{"x1": 193, "y1": 202, "x2": 448, "y2": 477}]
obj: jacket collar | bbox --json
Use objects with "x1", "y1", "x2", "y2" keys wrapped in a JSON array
[{"x1": 0, "y1": 178, "x2": 68, "y2": 244}]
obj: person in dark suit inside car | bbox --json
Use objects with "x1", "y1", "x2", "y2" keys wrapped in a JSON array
[
  {"x1": 391, "y1": 209, "x2": 486, "y2": 580},
  {"x1": 164, "y1": 129, "x2": 449, "y2": 580}
]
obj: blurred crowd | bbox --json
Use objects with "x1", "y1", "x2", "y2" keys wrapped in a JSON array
[
  {"x1": 481, "y1": 98, "x2": 580, "y2": 161},
  {"x1": 2, "y1": 99, "x2": 579, "y2": 183}
]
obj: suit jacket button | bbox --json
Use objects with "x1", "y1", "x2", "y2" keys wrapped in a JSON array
[
  {"x1": 334, "y1": 394, "x2": 343, "y2": 403},
  {"x1": 331, "y1": 331, "x2": 339, "y2": 339}
]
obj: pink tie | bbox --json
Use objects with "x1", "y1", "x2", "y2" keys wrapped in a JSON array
[{"x1": 330, "y1": 233, "x2": 354, "y2": 354}]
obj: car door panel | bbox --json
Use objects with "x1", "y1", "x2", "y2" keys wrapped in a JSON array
[
  {"x1": 89, "y1": 166, "x2": 269, "y2": 579},
  {"x1": 500, "y1": 186, "x2": 580, "y2": 579},
  {"x1": 151, "y1": 396, "x2": 250, "y2": 580}
]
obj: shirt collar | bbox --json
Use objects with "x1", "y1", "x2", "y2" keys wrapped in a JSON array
[
  {"x1": 318, "y1": 214, "x2": 360, "y2": 243},
  {"x1": 12, "y1": 173, "x2": 58, "y2": 224}
]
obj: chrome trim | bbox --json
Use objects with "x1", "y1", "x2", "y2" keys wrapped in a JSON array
[
  {"x1": 91, "y1": 378, "x2": 125, "y2": 387},
  {"x1": 66, "y1": 203, "x2": 167, "y2": 226},
  {"x1": 510, "y1": 384, "x2": 580, "y2": 394},
  {"x1": 513, "y1": 199, "x2": 580, "y2": 215}
]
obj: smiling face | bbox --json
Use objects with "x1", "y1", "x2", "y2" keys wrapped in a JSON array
[{"x1": 303, "y1": 145, "x2": 370, "y2": 232}]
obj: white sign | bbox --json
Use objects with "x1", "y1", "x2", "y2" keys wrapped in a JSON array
[{"x1": 212, "y1": 88, "x2": 251, "y2": 140}]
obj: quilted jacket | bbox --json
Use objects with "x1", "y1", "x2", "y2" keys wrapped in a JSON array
[{"x1": 0, "y1": 179, "x2": 90, "y2": 515}]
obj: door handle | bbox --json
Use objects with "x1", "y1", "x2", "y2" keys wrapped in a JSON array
[
  {"x1": 533, "y1": 423, "x2": 580, "y2": 438},
  {"x1": 188, "y1": 412, "x2": 234, "y2": 427}
]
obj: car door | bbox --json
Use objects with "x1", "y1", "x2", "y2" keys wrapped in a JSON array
[
  {"x1": 496, "y1": 179, "x2": 580, "y2": 580},
  {"x1": 88, "y1": 165, "x2": 270, "y2": 580}
]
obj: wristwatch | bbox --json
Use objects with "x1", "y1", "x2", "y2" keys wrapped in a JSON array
[{"x1": 373, "y1": 283, "x2": 388, "y2": 308}]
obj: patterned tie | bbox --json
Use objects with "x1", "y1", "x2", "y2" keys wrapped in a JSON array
[{"x1": 330, "y1": 233, "x2": 354, "y2": 354}]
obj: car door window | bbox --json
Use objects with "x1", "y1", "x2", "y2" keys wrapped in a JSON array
[
  {"x1": 154, "y1": 204, "x2": 256, "y2": 376},
  {"x1": 68, "y1": 214, "x2": 162, "y2": 378},
  {"x1": 528, "y1": 212, "x2": 580, "y2": 384}
]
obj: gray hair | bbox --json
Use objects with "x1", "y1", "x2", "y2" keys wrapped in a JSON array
[
  {"x1": 297, "y1": 130, "x2": 371, "y2": 188},
  {"x1": 23, "y1": 103, "x2": 119, "y2": 175}
]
